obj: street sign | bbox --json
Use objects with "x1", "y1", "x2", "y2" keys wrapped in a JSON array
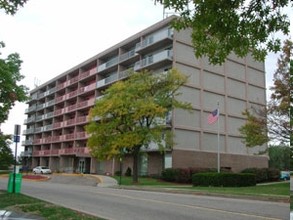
[{"x1": 13, "y1": 135, "x2": 20, "y2": 143}]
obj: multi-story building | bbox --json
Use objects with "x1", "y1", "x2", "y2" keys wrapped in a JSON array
[{"x1": 22, "y1": 16, "x2": 268, "y2": 175}]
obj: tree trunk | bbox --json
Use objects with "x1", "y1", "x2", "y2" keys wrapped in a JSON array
[{"x1": 132, "y1": 152, "x2": 139, "y2": 183}]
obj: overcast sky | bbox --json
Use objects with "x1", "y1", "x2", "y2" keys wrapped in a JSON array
[{"x1": 0, "y1": 0, "x2": 291, "y2": 153}]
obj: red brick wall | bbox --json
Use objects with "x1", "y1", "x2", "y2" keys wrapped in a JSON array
[{"x1": 172, "y1": 149, "x2": 268, "y2": 172}]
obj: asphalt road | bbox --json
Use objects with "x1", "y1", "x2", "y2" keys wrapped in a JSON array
[{"x1": 0, "y1": 177, "x2": 289, "y2": 220}]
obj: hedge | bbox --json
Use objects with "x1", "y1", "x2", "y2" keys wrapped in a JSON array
[
  {"x1": 192, "y1": 173, "x2": 256, "y2": 187},
  {"x1": 161, "y1": 167, "x2": 216, "y2": 183},
  {"x1": 241, "y1": 168, "x2": 280, "y2": 183}
]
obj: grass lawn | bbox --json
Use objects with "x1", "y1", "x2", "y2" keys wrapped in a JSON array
[
  {"x1": 113, "y1": 175, "x2": 179, "y2": 186},
  {"x1": 0, "y1": 191, "x2": 104, "y2": 220},
  {"x1": 114, "y1": 176, "x2": 289, "y2": 198}
]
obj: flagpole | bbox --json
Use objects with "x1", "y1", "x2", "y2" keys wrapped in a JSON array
[{"x1": 217, "y1": 101, "x2": 220, "y2": 173}]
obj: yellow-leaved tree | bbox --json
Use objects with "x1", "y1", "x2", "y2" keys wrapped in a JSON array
[{"x1": 86, "y1": 69, "x2": 190, "y2": 183}]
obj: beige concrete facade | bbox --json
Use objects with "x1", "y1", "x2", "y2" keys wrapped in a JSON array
[{"x1": 22, "y1": 16, "x2": 268, "y2": 176}]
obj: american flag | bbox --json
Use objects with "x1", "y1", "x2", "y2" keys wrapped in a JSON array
[{"x1": 207, "y1": 109, "x2": 219, "y2": 124}]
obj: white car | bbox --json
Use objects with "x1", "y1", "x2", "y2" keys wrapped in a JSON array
[{"x1": 33, "y1": 166, "x2": 52, "y2": 174}]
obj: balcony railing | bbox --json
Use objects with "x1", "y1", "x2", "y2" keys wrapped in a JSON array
[
  {"x1": 23, "y1": 128, "x2": 35, "y2": 135},
  {"x1": 97, "y1": 70, "x2": 129, "y2": 89},
  {"x1": 69, "y1": 76, "x2": 79, "y2": 85},
  {"x1": 98, "y1": 57, "x2": 118, "y2": 72},
  {"x1": 135, "y1": 28, "x2": 173, "y2": 52},
  {"x1": 80, "y1": 67, "x2": 97, "y2": 80},
  {"x1": 119, "y1": 49, "x2": 137, "y2": 62},
  {"x1": 25, "y1": 105, "x2": 37, "y2": 113},
  {"x1": 22, "y1": 140, "x2": 33, "y2": 146},
  {"x1": 134, "y1": 50, "x2": 173, "y2": 71},
  {"x1": 24, "y1": 116, "x2": 36, "y2": 124},
  {"x1": 79, "y1": 83, "x2": 96, "y2": 94},
  {"x1": 23, "y1": 150, "x2": 32, "y2": 157},
  {"x1": 67, "y1": 90, "x2": 78, "y2": 99},
  {"x1": 57, "y1": 82, "x2": 67, "y2": 90},
  {"x1": 33, "y1": 147, "x2": 90, "y2": 157},
  {"x1": 54, "y1": 108, "x2": 64, "y2": 116}
]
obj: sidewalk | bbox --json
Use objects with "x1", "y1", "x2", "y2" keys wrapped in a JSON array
[{"x1": 46, "y1": 173, "x2": 118, "y2": 187}]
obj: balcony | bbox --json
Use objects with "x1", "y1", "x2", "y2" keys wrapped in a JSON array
[
  {"x1": 38, "y1": 87, "x2": 56, "y2": 99},
  {"x1": 69, "y1": 76, "x2": 79, "y2": 85},
  {"x1": 44, "y1": 111, "x2": 54, "y2": 120},
  {"x1": 75, "y1": 131, "x2": 89, "y2": 139},
  {"x1": 135, "y1": 28, "x2": 173, "y2": 54},
  {"x1": 23, "y1": 150, "x2": 32, "y2": 157},
  {"x1": 53, "y1": 122, "x2": 63, "y2": 129},
  {"x1": 64, "y1": 133, "x2": 75, "y2": 141},
  {"x1": 23, "y1": 128, "x2": 35, "y2": 135},
  {"x1": 79, "y1": 83, "x2": 96, "y2": 94},
  {"x1": 134, "y1": 50, "x2": 173, "y2": 71},
  {"x1": 76, "y1": 116, "x2": 88, "y2": 124},
  {"x1": 22, "y1": 140, "x2": 33, "y2": 146},
  {"x1": 80, "y1": 67, "x2": 97, "y2": 80},
  {"x1": 64, "y1": 118, "x2": 75, "y2": 127},
  {"x1": 25, "y1": 105, "x2": 37, "y2": 114},
  {"x1": 65, "y1": 104, "x2": 77, "y2": 113},
  {"x1": 76, "y1": 99, "x2": 95, "y2": 110},
  {"x1": 97, "y1": 73, "x2": 123, "y2": 88},
  {"x1": 98, "y1": 57, "x2": 118, "y2": 72},
  {"x1": 56, "y1": 81, "x2": 68, "y2": 90},
  {"x1": 54, "y1": 108, "x2": 64, "y2": 116},
  {"x1": 67, "y1": 90, "x2": 78, "y2": 99},
  {"x1": 56, "y1": 95, "x2": 65, "y2": 103},
  {"x1": 24, "y1": 116, "x2": 36, "y2": 124},
  {"x1": 58, "y1": 147, "x2": 90, "y2": 156}
]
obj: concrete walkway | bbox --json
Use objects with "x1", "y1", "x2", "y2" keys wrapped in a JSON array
[{"x1": 47, "y1": 174, "x2": 118, "y2": 187}]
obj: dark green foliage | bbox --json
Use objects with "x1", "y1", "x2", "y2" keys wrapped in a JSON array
[
  {"x1": 192, "y1": 173, "x2": 256, "y2": 187},
  {"x1": 161, "y1": 167, "x2": 216, "y2": 183},
  {"x1": 115, "y1": 170, "x2": 121, "y2": 176},
  {"x1": 125, "y1": 167, "x2": 132, "y2": 177},
  {"x1": 0, "y1": 0, "x2": 28, "y2": 15},
  {"x1": 268, "y1": 146, "x2": 290, "y2": 170},
  {"x1": 155, "y1": 0, "x2": 291, "y2": 64},
  {"x1": 241, "y1": 167, "x2": 280, "y2": 183},
  {"x1": 0, "y1": 134, "x2": 14, "y2": 170},
  {"x1": 267, "y1": 168, "x2": 281, "y2": 181},
  {"x1": 0, "y1": 44, "x2": 29, "y2": 124},
  {"x1": 161, "y1": 168, "x2": 179, "y2": 182}
]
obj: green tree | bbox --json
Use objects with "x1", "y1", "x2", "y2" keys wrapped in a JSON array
[
  {"x1": 268, "y1": 145, "x2": 290, "y2": 170},
  {"x1": 86, "y1": 69, "x2": 190, "y2": 183},
  {"x1": 0, "y1": 42, "x2": 29, "y2": 123},
  {"x1": 0, "y1": 134, "x2": 14, "y2": 170},
  {"x1": 239, "y1": 109, "x2": 269, "y2": 147},
  {"x1": 239, "y1": 39, "x2": 292, "y2": 146},
  {"x1": 268, "y1": 39, "x2": 292, "y2": 143},
  {"x1": 0, "y1": 0, "x2": 29, "y2": 124},
  {"x1": 0, "y1": 0, "x2": 28, "y2": 15},
  {"x1": 155, "y1": 0, "x2": 291, "y2": 64}
]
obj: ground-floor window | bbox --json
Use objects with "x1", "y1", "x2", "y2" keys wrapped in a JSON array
[
  {"x1": 139, "y1": 153, "x2": 148, "y2": 176},
  {"x1": 164, "y1": 152, "x2": 172, "y2": 169}
]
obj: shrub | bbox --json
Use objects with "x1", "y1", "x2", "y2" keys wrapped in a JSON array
[
  {"x1": 192, "y1": 173, "x2": 256, "y2": 187},
  {"x1": 115, "y1": 170, "x2": 122, "y2": 176},
  {"x1": 125, "y1": 167, "x2": 132, "y2": 176},
  {"x1": 241, "y1": 167, "x2": 281, "y2": 183},
  {"x1": 267, "y1": 168, "x2": 280, "y2": 181},
  {"x1": 176, "y1": 168, "x2": 190, "y2": 183},
  {"x1": 161, "y1": 167, "x2": 217, "y2": 183},
  {"x1": 161, "y1": 168, "x2": 179, "y2": 182}
]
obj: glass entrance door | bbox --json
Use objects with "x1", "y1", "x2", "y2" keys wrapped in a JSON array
[{"x1": 78, "y1": 158, "x2": 85, "y2": 173}]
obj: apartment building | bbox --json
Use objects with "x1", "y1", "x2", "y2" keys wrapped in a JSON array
[{"x1": 22, "y1": 16, "x2": 268, "y2": 175}]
